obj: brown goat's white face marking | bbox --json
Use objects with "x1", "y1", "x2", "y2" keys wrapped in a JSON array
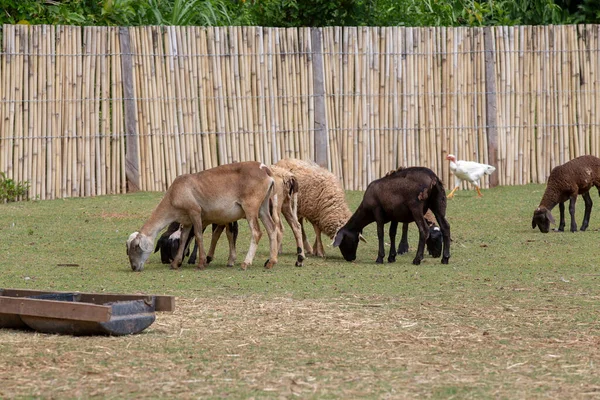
[{"x1": 126, "y1": 232, "x2": 153, "y2": 272}]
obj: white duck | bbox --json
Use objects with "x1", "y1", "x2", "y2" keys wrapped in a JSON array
[{"x1": 446, "y1": 154, "x2": 496, "y2": 198}]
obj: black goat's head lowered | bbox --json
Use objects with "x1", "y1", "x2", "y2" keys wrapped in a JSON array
[
  {"x1": 426, "y1": 226, "x2": 443, "y2": 258},
  {"x1": 532, "y1": 207, "x2": 554, "y2": 233},
  {"x1": 333, "y1": 228, "x2": 366, "y2": 261}
]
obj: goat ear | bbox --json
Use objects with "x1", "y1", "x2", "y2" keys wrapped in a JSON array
[
  {"x1": 359, "y1": 234, "x2": 367, "y2": 243},
  {"x1": 332, "y1": 230, "x2": 345, "y2": 247},
  {"x1": 531, "y1": 219, "x2": 537, "y2": 229},
  {"x1": 139, "y1": 235, "x2": 154, "y2": 253},
  {"x1": 546, "y1": 211, "x2": 555, "y2": 224}
]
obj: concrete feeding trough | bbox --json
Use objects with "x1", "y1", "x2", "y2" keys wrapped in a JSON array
[{"x1": 0, "y1": 289, "x2": 175, "y2": 336}]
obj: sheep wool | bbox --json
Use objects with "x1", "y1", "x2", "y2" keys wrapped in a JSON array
[{"x1": 276, "y1": 159, "x2": 352, "y2": 239}]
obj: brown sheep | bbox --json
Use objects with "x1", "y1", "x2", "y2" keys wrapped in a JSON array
[{"x1": 532, "y1": 155, "x2": 600, "y2": 233}]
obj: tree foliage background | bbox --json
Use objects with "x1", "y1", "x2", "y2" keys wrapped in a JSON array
[{"x1": 0, "y1": 0, "x2": 599, "y2": 27}]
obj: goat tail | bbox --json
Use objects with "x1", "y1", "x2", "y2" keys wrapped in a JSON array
[
  {"x1": 261, "y1": 177, "x2": 276, "y2": 218},
  {"x1": 289, "y1": 176, "x2": 299, "y2": 195}
]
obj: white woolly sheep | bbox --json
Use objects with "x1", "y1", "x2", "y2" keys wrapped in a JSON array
[{"x1": 275, "y1": 158, "x2": 352, "y2": 257}]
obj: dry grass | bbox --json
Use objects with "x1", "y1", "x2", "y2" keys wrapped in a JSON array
[{"x1": 1, "y1": 294, "x2": 599, "y2": 399}]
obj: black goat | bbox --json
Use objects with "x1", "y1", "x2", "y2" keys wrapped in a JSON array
[
  {"x1": 154, "y1": 222, "x2": 239, "y2": 266},
  {"x1": 333, "y1": 167, "x2": 450, "y2": 265},
  {"x1": 393, "y1": 209, "x2": 443, "y2": 260}
]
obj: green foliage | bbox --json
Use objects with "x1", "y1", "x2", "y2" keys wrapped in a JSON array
[
  {"x1": 248, "y1": 0, "x2": 367, "y2": 27},
  {"x1": 0, "y1": 172, "x2": 29, "y2": 203},
  {"x1": 0, "y1": 0, "x2": 597, "y2": 29}
]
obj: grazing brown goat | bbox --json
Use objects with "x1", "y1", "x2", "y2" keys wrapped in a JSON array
[
  {"x1": 333, "y1": 167, "x2": 451, "y2": 265},
  {"x1": 127, "y1": 161, "x2": 278, "y2": 271},
  {"x1": 532, "y1": 155, "x2": 600, "y2": 233}
]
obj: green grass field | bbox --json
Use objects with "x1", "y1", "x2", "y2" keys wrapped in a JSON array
[{"x1": 1, "y1": 184, "x2": 599, "y2": 398}]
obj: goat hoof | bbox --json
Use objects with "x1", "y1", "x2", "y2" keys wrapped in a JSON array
[
  {"x1": 397, "y1": 246, "x2": 409, "y2": 255},
  {"x1": 196, "y1": 264, "x2": 206, "y2": 270},
  {"x1": 240, "y1": 262, "x2": 249, "y2": 270},
  {"x1": 441, "y1": 257, "x2": 449, "y2": 264},
  {"x1": 206, "y1": 255, "x2": 213, "y2": 264},
  {"x1": 412, "y1": 258, "x2": 422, "y2": 265},
  {"x1": 375, "y1": 257, "x2": 384, "y2": 264},
  {"x1": 388, "y1": 256, "x2": 396, "y2": 263},
  {"x1": 226, "y1": 263, "x2": 235, "y2": 268},
  {"x1": 264, "y1": 259, "x2": 276, "y2": 269}
]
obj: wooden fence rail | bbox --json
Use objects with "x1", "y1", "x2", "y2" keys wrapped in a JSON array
[{"x1": 1, "y1": 24, "x2": 599, "y2": 199}]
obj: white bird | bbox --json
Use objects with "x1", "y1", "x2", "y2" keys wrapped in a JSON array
[{"x1": 446, "y1": 154, "x2": 496, "y2": 198}]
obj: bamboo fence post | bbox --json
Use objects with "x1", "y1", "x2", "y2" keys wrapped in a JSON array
[
  {"x1": 188, "y1": 26, "x2": 202, "y2": 173},
  {"x1": 163, "y1": 26, "x2": 179, "y2": 182},
  {"x1": 16, "y1": 25, "x2": 26, "y2": 193},
  {"x1": 53, "y1": 26, "x2": 63, "y2": 197},
  {"x1": 255, "y1": 28, "x2": 269, "y2": 164},
  {"x1": 175, "y1": 26, "x2": 190, "y2": 175},
  {"x1": 42, "y1": 25, "x2": 53, "y2": 199},
  {"x1": 61, "y1": 26, "x2": 72, "y2": 197},
  {"x1": 392, "y1": 27, "x2": 401, "y2": 172},
  {"x1": 311, "y1": 27, "x2": 328, "y2": 168},
  {"x1": 119, "y1": 27, "x2": 140, "y2": 192},
  {"x1": 288, "y1": 29, "x2": 299, "y2": 159},
  {"x1": 589, "y1": 25, "x2": 600, "y2": 154},
  {"x1": 82, "y1": 27, "x2": 93, "y2": 196},
  {"x1": 340, "y1": 27, "x2": 350, "y2": 187},
  {"x1": 75, "y1": 26, "x2": 84, "y2": 196},
  {"x1": 242, "y1": 26, "x2": 255, "y2": 161},
  {"x1": 30, "y1": 25, "x2": 40, "y2": 199},
  {"x1": 100, "y1": 27, "x2": 110, "y2": 195},
  {"x1": 148, "y1": 26, "x2": 165, "y2": 191},
  {"x1": 196, "y1": 27, "x2": 214, "y2": 169},
  {"x1": 483, "y1": 27, "x2": 499, "y2": 187}
]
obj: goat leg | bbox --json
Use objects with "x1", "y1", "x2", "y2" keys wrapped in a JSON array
[
  {"x1": 299, "y1": 218, "x2": 314, "y2": 255},
  {"x1": 387, "y1": 221, "x2": 398, "y2": 263},
  {"x1": 205, "y1": 224, "x2": 226, "y2": 264},
  {"x1": 580, "y1": 191, "x2": 593, "y2": 231},
  {"x1": 568, "y1": 196, "x2": 578, "y2": 233},
  {"x1": 282, "y1": 205, "x2": 305, "y2": 267},
  {"x1": 554, "y1": 202, "x2": 566, "y2": 232},
  {"x1": 397, "y1": 223, "x2": 409, "y2": 255},
  {"x1": 170, "y1": 226, "x2": 193, "y2": 270},
  {"x1": 436, "y1": 214, "x2": 451, "y2": 264},
  {"x1": 312, "y1": 225, "x2": 326, "y2": 257},
  {"x1": 412, "y1": 217, "x2": 429, "y2": 266},
  {"x1": 374, "y1": 221, "x2": 386, "y2": 264}
]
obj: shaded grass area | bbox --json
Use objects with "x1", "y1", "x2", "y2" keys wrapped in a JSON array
[{"x1": 1, "y1": 184, "x2": 599, "y2": 398}]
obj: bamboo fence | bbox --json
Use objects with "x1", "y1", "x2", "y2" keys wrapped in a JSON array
[{"x1": 1, "y1": 24, "x2": 599, "y2": 199}]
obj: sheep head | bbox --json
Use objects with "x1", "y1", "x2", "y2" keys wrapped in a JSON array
[
  {"x1": 332, "y1": 228, "x2": 366, "y2": 262},
  {"x1": 126, "y1": 232, "x2": 154, "y2": 271},
  {"x1": 532, "y1": 207, "x2": 555, "y2": 233}
]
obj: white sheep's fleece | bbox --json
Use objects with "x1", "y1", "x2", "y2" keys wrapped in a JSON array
[{"x1": 275, "y1": 158, "x2": 352, "y2": 238}]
